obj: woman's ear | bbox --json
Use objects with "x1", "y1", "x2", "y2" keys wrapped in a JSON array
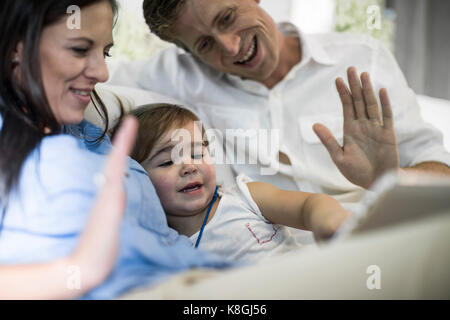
[{"x1": 12, "y1": 41, "x2": 24, "y2": 65}]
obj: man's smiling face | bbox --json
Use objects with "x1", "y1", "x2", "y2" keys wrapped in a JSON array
[{"x1": 172, "y1": 0, "x2": 282, "y2": 82}]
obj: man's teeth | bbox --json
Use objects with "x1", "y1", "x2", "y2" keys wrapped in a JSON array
[
  {"x1": 72, "y1": 89, "x2": 91, "y2": 96},
  {"x1": 183, "y1": 185, "x2": 201, "y2": 192},
  {"x1": 238, "y1": 39, "x2": 256, "y2": 63}
]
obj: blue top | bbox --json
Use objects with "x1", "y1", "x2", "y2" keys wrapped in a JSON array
[{"x1": 0, "y1": 116, "x2": 231, "y2": 299}]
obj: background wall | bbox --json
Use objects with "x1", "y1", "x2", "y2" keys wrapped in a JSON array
[
  {"x1": 389, "y1": 0, "x2": 450, "y2": 100},
  {"x1": 261, "y1": 0, "x2": 335, "y2": 32}
]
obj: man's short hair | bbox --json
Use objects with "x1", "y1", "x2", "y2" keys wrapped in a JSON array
[{"x1": 143, "y1": 0, "x2": 188, "y2": 50}]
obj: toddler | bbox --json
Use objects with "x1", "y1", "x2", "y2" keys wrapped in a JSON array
[{"x1": 120, "y1": 104, "x2": 350, "y2": 262}]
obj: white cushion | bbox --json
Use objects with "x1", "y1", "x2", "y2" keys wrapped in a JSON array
[
  {"x1": 84, "y1": 84, "x2": 185, "y2": 129},
  {"x1": 417, "y1": 95, "x2": 450, "y2": 152}
]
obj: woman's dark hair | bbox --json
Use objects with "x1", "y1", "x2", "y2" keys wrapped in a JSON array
[{"x1": 0, "y1": 0, "x2": 118, "y2": 201}]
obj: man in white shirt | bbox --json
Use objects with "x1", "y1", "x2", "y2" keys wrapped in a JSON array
[{"x1": 108, "y1": 0, "x2": 450, "y2": 209}]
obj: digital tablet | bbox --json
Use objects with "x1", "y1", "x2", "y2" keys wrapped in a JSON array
[{"x1": 333, "y1": 171, "x2": 450, "y2": 240}]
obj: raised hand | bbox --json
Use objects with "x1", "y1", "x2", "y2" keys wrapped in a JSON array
[
  {"x1": 0, "y1": 117, "x2": 138, "y2": 299},
  {"x1": 71, "y1": 116, "x2": 138, "y2": 290},
  {"x1": 312, "y1": 67, "x2": 400, "y2": 189}
]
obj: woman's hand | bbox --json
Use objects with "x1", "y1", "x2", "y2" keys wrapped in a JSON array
[
  {"x1": 70, "y1": 116, "x2": 138, "y2": 291},
  {"x1": 313, "y1": 66, "x2": 400, "y2": 189},
  {"x1": 0, "y1": 116, "x2": 138, "y2": 299}
]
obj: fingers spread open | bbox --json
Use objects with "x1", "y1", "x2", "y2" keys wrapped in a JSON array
[
  {"x1": 361, "y1": 72, "x2": 381, "y2": 124},
  {"x1": 313, "y1": 123, "x2": 343, "y2": 163},
  {"x1": 379, "y1": 88, "x2": 394, "y2": 129},
  {"x1": 347, "y1": 67, "x2": 367, "y2": 120},
  {"x1": 336, "y1": 77, "x2": 355, "y2": 123}
]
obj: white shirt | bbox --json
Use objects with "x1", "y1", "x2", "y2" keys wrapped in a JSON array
[
  {"x1": 189, "y1": 174, "x2": 302, "y2": 263},
  {"x1": 108, "y1": 23, "x2": 450, "y2": 209}
]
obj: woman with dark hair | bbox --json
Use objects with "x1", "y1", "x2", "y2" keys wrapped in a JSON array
[
  {"x1": 0, "y1": 117, "x2": 137, "y2": 299},
  {"x1": 0, "y1": 0, "x2": 228, "y2": 299},
  {"x1": 0, "y1": 0, "x2": 118, "y2": 198}
]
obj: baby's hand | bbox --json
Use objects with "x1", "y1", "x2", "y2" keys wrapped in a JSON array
[{"x1": 311, "y1": 209, "x2": 352, "y2": 242}]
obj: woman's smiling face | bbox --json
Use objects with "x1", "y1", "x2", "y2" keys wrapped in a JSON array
[{"x1": 38, "y1": 1, "x2": 114, "y2": 125}]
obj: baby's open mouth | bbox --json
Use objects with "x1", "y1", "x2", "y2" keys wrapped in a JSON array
[{"x1": 179, "y1": 183, "x2": 202, "y2": 193}]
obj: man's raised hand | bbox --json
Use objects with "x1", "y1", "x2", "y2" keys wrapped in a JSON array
[{"x1": 312, "y1": 67, "x2": 400, "y2": 189}]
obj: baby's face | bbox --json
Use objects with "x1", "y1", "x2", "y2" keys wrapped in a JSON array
[{"x1": 142, "y1": 120, "x2": 217, "y2": 218}]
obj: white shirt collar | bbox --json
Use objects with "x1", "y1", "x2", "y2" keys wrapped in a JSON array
[
  {"x1": 224, "y1": 22, "x2": 336, "y2": 91},
  {"x1": 279, "y1": 22, "x2": 337, "y2": 66}
]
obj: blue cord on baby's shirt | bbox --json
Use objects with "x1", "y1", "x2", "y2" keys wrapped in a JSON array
[{"x1": 194, "y1": 186, "x2": 219, "y2": 249}]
